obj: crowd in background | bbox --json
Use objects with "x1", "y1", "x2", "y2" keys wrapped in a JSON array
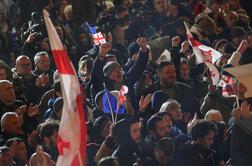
[{"x1": 0, "y1": 0, "x2": 252, "y2": 165}]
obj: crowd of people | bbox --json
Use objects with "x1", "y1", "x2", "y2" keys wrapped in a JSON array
[{"x1": 0, "y1": 0, "x2": 252, "y2": 165}]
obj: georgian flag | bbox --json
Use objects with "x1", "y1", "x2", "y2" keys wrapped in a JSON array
[
  {"x1": 92, "y1": 32, "x2": 107, "y2": 45},
  {"x1": 218, "y1": 75, "x2": 238, "y2": 97},
  {"x1": 184, "y1": 22, "x2": 222, "y2": 85},
  {"x1": 43, "y1": 10, "x2": 86, "y2": 166}
]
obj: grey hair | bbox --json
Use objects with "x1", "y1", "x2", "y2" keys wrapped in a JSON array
[
  {"x1": 1, "y1": 112, "x2": 18, "y2": 128},
  {"x1": 34, "y1": 51, "x2": 49, "y2": 64}
]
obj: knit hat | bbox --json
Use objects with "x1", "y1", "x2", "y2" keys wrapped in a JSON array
[
  {"x1": 103, "y1": 62, "x2": 121, "y2": 77},
  {"x1": 230, "y1": 26, "x2": 247, "y2": 40}
]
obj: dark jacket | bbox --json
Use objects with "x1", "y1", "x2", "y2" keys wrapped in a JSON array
[{"x1": 175, "y1": 141, "x2": 215, "y2": 166}]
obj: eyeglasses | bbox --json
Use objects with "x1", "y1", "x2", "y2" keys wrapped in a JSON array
[
  {"x1": 18, "y1": 63, "x2": 31, "y2": 68},
  {"x1": 37, "y1": 61, "x2": 50, "y2": 65}
]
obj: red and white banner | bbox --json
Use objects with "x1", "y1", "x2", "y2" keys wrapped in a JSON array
[
  {"x1": 184, "y1": 22, "x2": 222, "y2": 85},
  {"x1": 43, "y1": 10, "x2": 86, "y2": 166},
  {"x1": 218, "y1": 75, "x2": 237, "y2": 97}
]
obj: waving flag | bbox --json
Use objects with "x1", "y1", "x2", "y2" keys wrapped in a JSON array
[
  {"x1": 184, "y1": 22, "x2": 221, "y2": 85},
  {"x1": 102, "y1": 88, "x2": 126, "y2": 115},
  {"x1": 184, "y1": 22, "x2": 223, "y2": 64},
  {"x1": 218, "y1": 75, "x2": 238, "y2": 97},
  {"x1": 85, "y1": 22, "x2": 106, "y2": 45},
  {"x1": 44, "y1": 10, "x2": 86, "y2": 166}
]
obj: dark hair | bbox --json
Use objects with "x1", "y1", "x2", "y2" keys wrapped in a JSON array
[
  {"x1": 39, "y1": 120, "x2": 59, "y2": 139},
  {"x1": 147, "y1": 115, "x2": 163, "y2": 131},
  {"x1": 191, "y1": 120, "x2": 218, "y2": 140},
  {"x1": 155, "y1": 137, "x2": 175, "y2": 156},
  {"x1": 97, "y1": 156, "x2": 118, "y2": 166},
  {"x1": 0, "y1": 60, "x2": 13, "y2": 81},
  {"x1": 157, "y1": 61, "x2": 174, "y2": 73}
]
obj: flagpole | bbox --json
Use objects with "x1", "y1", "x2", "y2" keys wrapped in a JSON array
[{"x1": 103, "y1": 83, "x2": 115, "y2": 123}]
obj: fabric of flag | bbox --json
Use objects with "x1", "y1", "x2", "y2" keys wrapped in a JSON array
[
  {"x1": 218, "y1": 75, "x2": 238, "y2": 97},
  {"x1": 84, "y1": 22, "x2": 96, "y2": 34},
  {"x1": 92, "y1": 32, "x2": 107, "y2": 45},
  {"x1": 102, "y1": 88, "x2": 126, "y2": 115},
  {"x1": 205, "y1": 62, "x2": 220, "y2": 85},
  {"x1": 184, "y1": 22, "x2": 221, "y2": 85},
  {"x1": 184, "y1": 22, "x2": 223, "y2": 64},
  {"x1": 43, "y1": 10, "x2": 86, "y2": 166}
]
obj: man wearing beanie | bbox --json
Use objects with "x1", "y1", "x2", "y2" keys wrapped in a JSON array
[{"x1": 90, "y1": 38, "x2": 149, "y2": 113}]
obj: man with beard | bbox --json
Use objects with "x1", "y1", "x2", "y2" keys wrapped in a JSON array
[
  {"x1": 144, "y1": 61, "x2": 200, "y2": 120},
  {"x1": 38, "y1": 120, "x2": 59, "y2": 162},
  {"x1": 175, "y1": 120, "x2": 218, "y2": 166},
  {"x1": 112, "y1": 117, "x2": 142, "y2": 166}
]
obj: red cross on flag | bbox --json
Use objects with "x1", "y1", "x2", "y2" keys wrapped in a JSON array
[
  {"x1": 184, "y1": 22, "x2": 222, "y2": 85},
  {"x1": 218, "y1": 75, "x2": 238, "y2": 97},
  {"x1": 184, "y1": 22, "x2": 223, "y2": 64},
  {"x1": 43, "y1": 10, "x2": 86, "y2": 166},
  {"x1": 92, "y1": 32, "x2": 107, "y2": 45}
]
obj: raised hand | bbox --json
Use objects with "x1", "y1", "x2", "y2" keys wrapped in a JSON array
[{"x1": 139, "y1": 94, "x2": 152, "y2": 113}]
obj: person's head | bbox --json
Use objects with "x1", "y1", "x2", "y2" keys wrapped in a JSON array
[
  {"x1": 34, "y1": 51, "x2": 50, "y2": 73},
  {"x1": 180, "y1": 59, "x2": 190, "y2": 80},
  {"x1": 115, "y1": 5, "x2": 129, "y2": 19},
  {"x1": 64, "y1": 5, "x2": 72, "y2": 21},
  {"x1": 6, "y1": 138, "x2": 27, "y2": 162},
  {"x1": 230, "y1": 26, "x2": 247, "y2": 46},
  {"x1": 51, "y1": 97, "x2": 63, "y2": 120},
  {"x1": 112, "y1": 118, "x2": 141, "y2": 147},
  {"x1": 191, "y1": 120, "x2": 218, "y2": 149},
  {"x1": 246, "y1": 31, "x2": 252, "y2": 49},
  {"x1": 55, "y1": 26, "x2": 64, "y2": 41},
  {"x1": 39, "y1": 121, "x2": 59, "y2": 149},
  {"x1": 0, "y1": 60, "x2": 12, "y2": 81},
  {"x1": 29, "y1": 151, "x2": 55, "y2": 166},
  {"x1": 157, "y1": 61, "x2": 176, "y2": 87},
  {"x1": 154, "y1": 137, "x2": 175, "y2": 165},
  {"x1": 93, "y1": 115, "x2": 112, "y2": 138},
  {"x1": 159, "y1": 99, "x2": 182, "y2": 121},
  {"x1": 223, "y1": 11, "x2": 239, "y2": 29},
  {"x1": 1, "y1": 112, "x2": 23, "y2": 135},
  {"x1": 206, "y1": 0, "x2": 220, "y2": 13},
  {"x1": 153, "y1": 0, "x2": 168, "y2": 14},
  {"x1": 195, "y1": 14, "x2": 217, "y2": 35},
  {"x1": 103, "y1": 62, "x2": 123, "y2": 84},
  {"x1": 147, "y1": 115, "x2": 170, "y2": 139},
  {"x1": 97, "y1": 156, "x2": 119, "y2": 166},
  {"x1": 204, "y1": 109, "x2": 223, "y2": 122},
  {"x1": 0, "y1": 80, "x2": 15, "y2": 104},
  {"x1": 78, "y1": 58, "x2": 93, "y2": 81},
  {"x1": 229, "y1": 0, "x2": 241, "y2": 10},
  {"x1": 112, "y1": 24, "x2": 126, "y2": 44},
  {"x1": 15, "y1": 55, "x2": 32, "y2": 77},
  {"x1": 156, "y1": 112, "x2": 173, "y2": 127}
]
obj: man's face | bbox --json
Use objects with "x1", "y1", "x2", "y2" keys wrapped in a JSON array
[
  {"x1": 36, "y1": 55, "x2": 50, "y2": 73},
  {"x1": 109, "y1": 66, "x2": 123, "y2": 84},
  {"x1": 0, "y1": 68, "x2": 7, "y2": 80},
  {"x1": 153, "y1": 120, "x2": 170, "y2": 139},
  {"x1": 180, "y1": 63, "x2": 190, "y2": 80},
  {"x1": 158, "y1": 65, "x2": 176, "y2": 86},
  {"x1": 4, "y1": 114, "x2": 23, "y2": 135},
  {"x1": 16, "y1": 57, "x2": 32, "y2": 77},
  {"x1": 0, "y1": 82, "x2": 15, "y2": 104},
  {"x1": 168, "y1": 104, "x2": 182, "y2": 121},
  {"x1": 198, "y1": 130, "x2": 215, "y2": 149},
  {"x1": 130, "y1": 122, "x2": 141, "y2": 143},
  {"x1": 154, "y1": 0, "x2": 168, "y2": 14}
]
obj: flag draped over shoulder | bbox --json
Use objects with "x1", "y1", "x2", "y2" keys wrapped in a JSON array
[
  {"x1": 184, "y1": 22, "x2": 222, "y2": 85},
  {"x1": 43, "y1": 10, "x2": 86, "y2": 166}
]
